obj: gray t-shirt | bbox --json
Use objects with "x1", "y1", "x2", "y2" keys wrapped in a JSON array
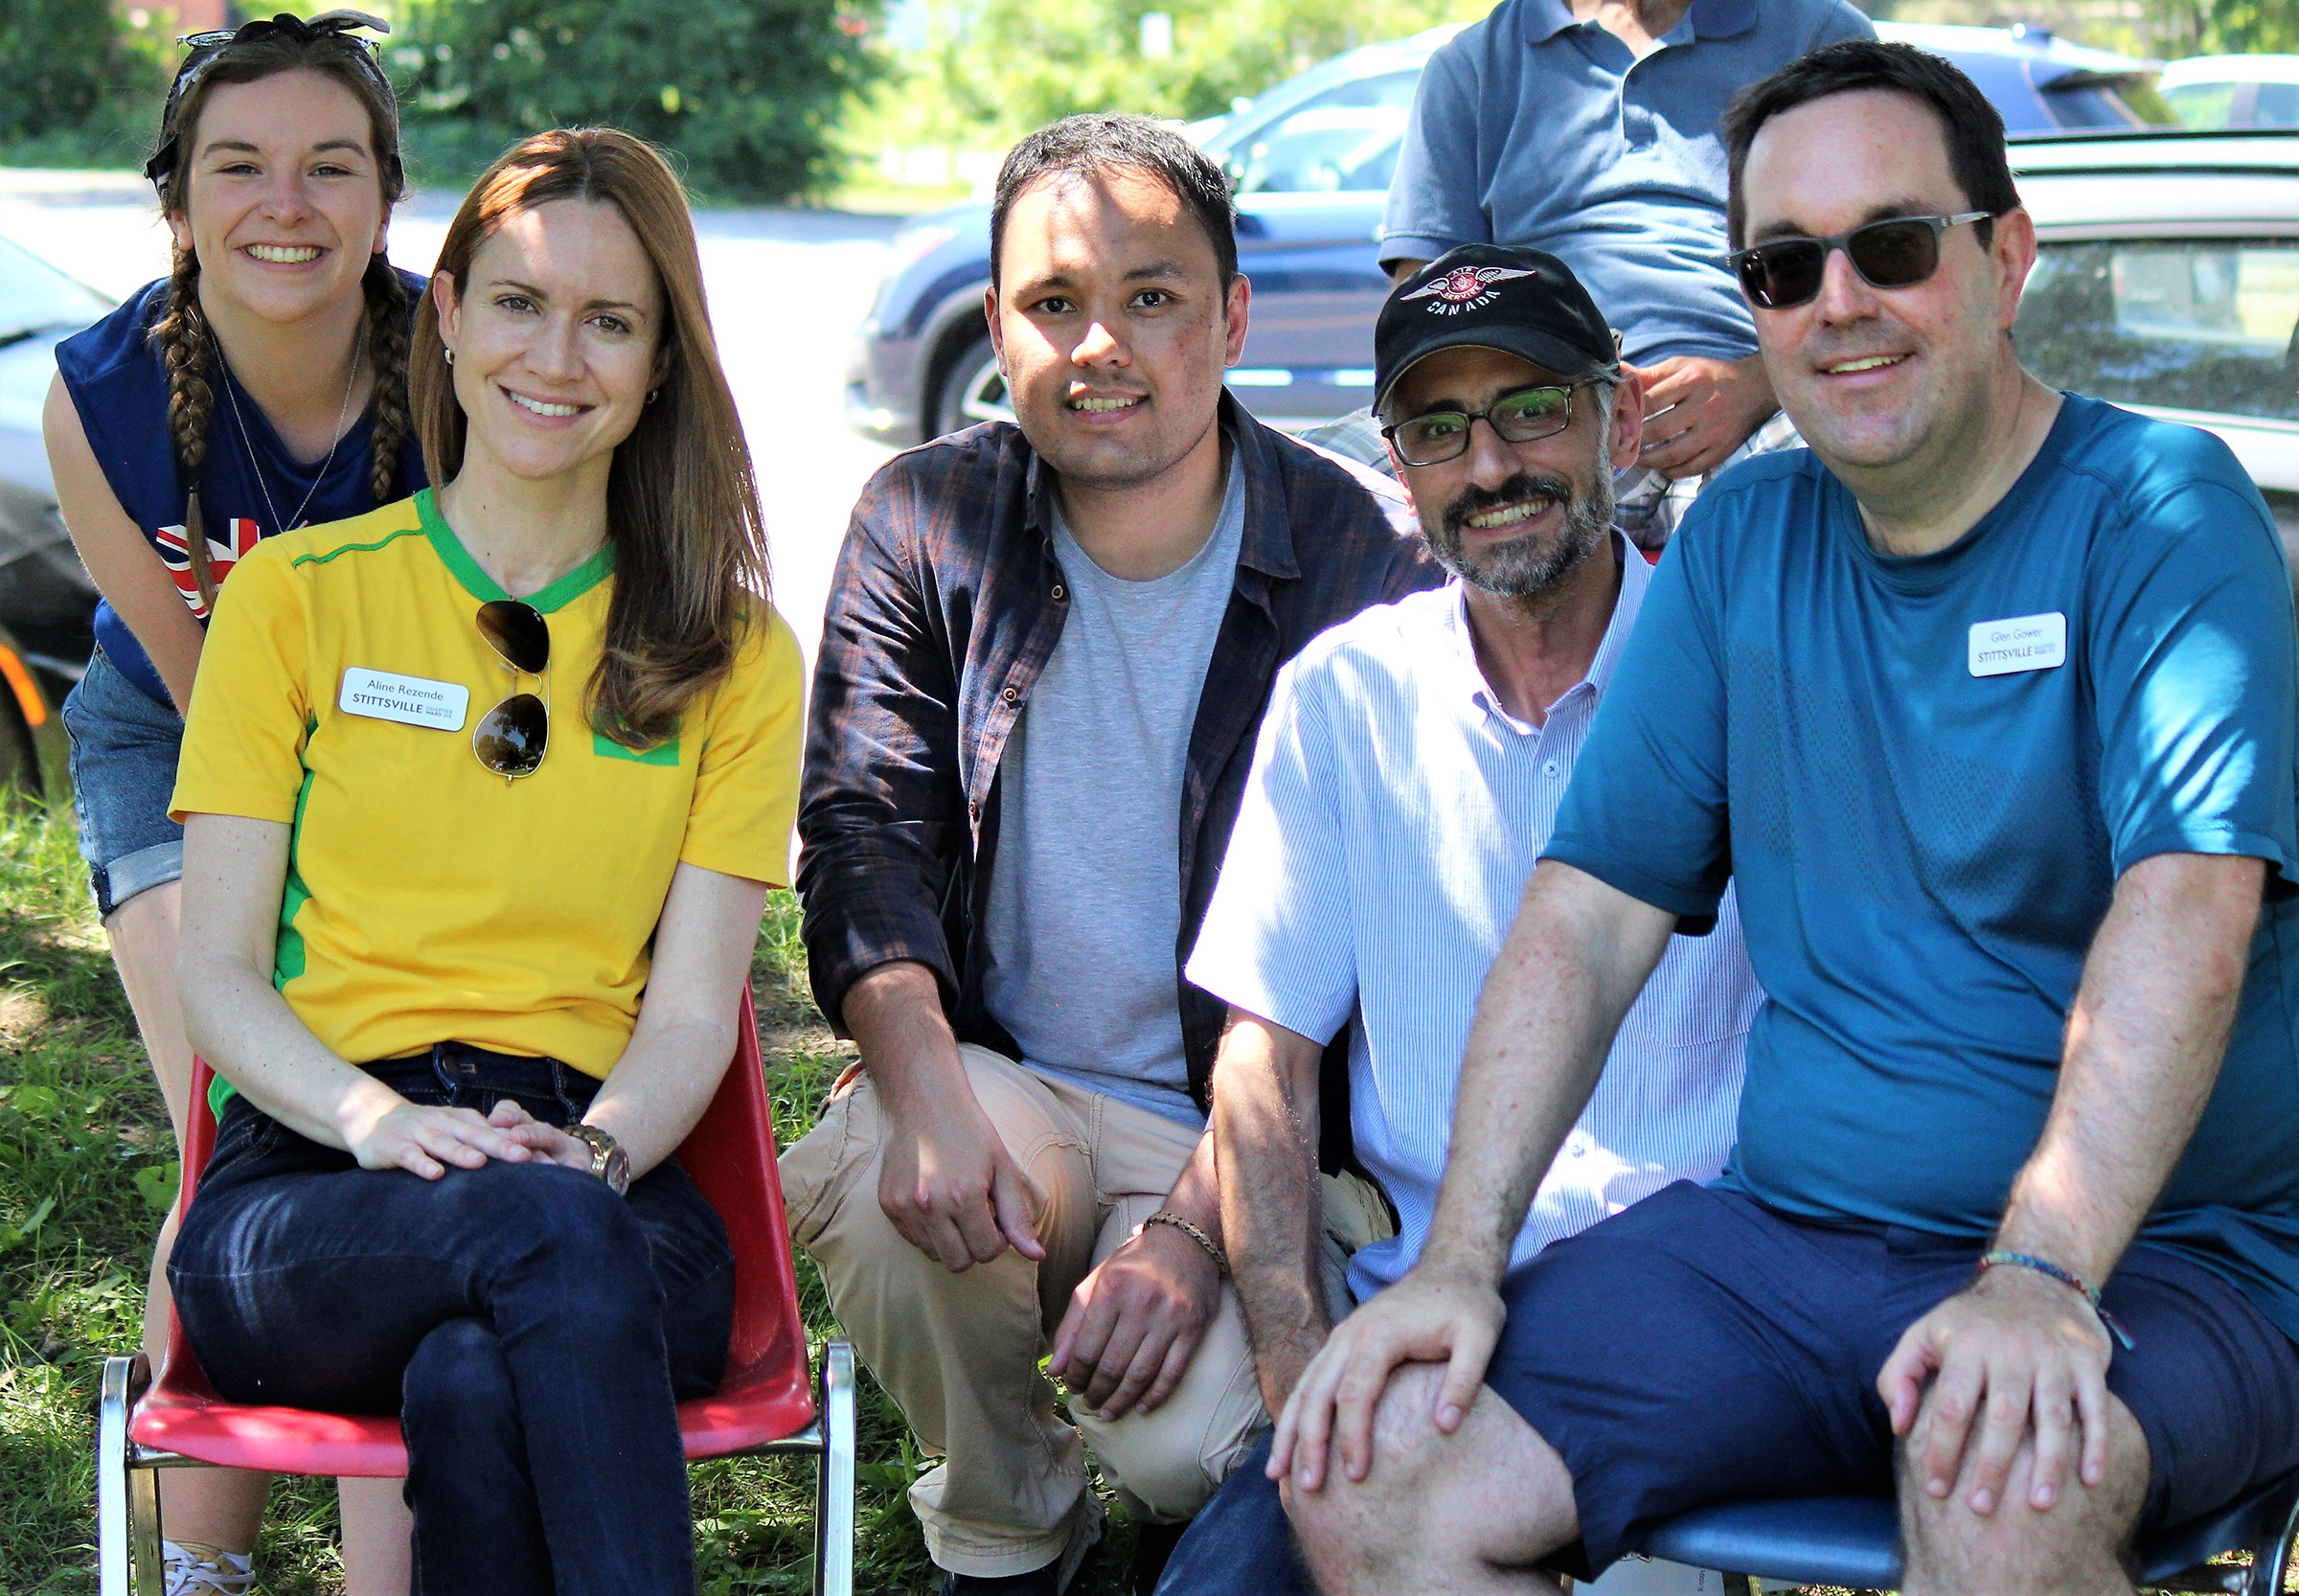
[{"x1": 981, "y1": 446, "x2": 1248, "y2": 1126}]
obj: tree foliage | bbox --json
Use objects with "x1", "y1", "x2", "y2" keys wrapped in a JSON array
[
  {"x1": 895, "y1": 0, "x2": 1487, "y2": 143},
  {"x1": 392, "y1": 0, "x2": 890, "y2": 200},
  {"x1": 0, "y1": 0, "x2": 170, "y2": 160},
  {"x1": 2140, "y1": 0, "x2": 2299, "y2": 53}
]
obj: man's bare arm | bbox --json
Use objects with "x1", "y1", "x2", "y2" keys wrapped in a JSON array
[
  {"x1": 1274, "y1": 861, "x2": 1679, "y2": 1486},
  {"x1": 1211, "y1": 1009, "x2": 1331, "y2": 1411},
  {"x1": 1419, "y1": 861, "x2": 1678, "y2": 1284},
  {"x1": 1881, "y1": 852, "x2": 2264, "y2": 1516},
  {"x1": 845, "y1": 959, "x2": 1044, "y2": 1270},
  {"x1": 1386, "y1": 258, "x2": 1429, "y2": 287}
]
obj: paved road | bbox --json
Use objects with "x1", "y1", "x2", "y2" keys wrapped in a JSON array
[{"x1": 0, "y1": 176, "x2": 911, "y2": 683}]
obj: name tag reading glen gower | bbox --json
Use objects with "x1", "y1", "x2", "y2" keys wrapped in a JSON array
[
  {"x1": 339, "y1": 667, "x2": 469, "y2": 731},
  {"x1": 1968, "y1": 611, "x2": 2066, "y2": 677}
]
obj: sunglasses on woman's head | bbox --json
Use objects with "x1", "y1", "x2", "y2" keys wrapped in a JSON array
[
  {"x1": 147, "y1": 11, "x2": 397, "y2": 184},
  {"x1": 473, "y1": 600, "x2": 549, "y2": 782},
  {"x1": 1727, "y1": 212, "x2": 1992, "y2": 311}
]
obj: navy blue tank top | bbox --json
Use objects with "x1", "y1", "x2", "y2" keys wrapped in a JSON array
[{"x1": 54, "y1": 270, "x2": 430, "y2": 704}]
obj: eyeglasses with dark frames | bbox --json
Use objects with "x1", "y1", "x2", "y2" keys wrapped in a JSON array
[
  {"x1": 1381, "y1": 380, "x2": 1594, "y2": 468},
  {"x1": 1727, "y1": 212, "x2": 1992, "y2": 311}
]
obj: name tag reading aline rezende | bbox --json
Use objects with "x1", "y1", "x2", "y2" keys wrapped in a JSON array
[
  {"x1": 1968, "y1": 612, "x2": 2066, "y2": 677},
  {"x1": 339, "y1": 667, "x2": 469, "y2": 731}
]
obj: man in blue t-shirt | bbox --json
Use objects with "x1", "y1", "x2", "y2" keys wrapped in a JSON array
[
  {"x1": 1266, "y1": 41, "x2": 2299, "y2": 1596},
  {"x1": 1381, "y1": 0, "x2": 1870, "y2": 489}
]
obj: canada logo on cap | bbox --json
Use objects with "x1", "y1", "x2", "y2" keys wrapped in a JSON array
[{"x1": 1401, "y1": 263, "x2": 1536, "y2": 316}]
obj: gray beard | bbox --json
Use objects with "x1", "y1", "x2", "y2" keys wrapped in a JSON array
[{"x1": 1429, "y1": 471, "x2": 1615, "y2": 599}]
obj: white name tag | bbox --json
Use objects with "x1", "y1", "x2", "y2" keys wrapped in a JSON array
[
  {"x1": 1968, "y1": 612, "x2": 2066, "y2": 677},
  {"x1": 339, "y1": 667, "x2": 468, "y2": 731}
]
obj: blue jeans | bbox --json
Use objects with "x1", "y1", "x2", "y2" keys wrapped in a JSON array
[
  {"x1": 1153, "y1": 1437, "x2": 1310, "y2": 1596},
  {"x1": 59, "y1": 647, "x2": 184, "y2": 916},
  {"x1": 171, "y1": 1045, "x2": 736, "y2": 1596}
]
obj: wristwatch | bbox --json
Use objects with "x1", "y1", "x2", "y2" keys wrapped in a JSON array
[{"x1": 566, "y1": 1123, "x2": 631, "y2": 1197}]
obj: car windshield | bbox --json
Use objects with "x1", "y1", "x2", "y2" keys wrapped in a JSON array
[
  {"x1": 0, "y1": 232, "x2": 109, "y2": 344},
  {"x1": 1226, "y1": 70, "x2": 1420, "y2": 194},
  {"x1": 2017, "y1": 238, "x2": 2299, "y2": 423}
]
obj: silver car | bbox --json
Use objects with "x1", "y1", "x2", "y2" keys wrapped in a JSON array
[{"x1": 2011, "y1": 129, "x2": 2299, "y2": 565}]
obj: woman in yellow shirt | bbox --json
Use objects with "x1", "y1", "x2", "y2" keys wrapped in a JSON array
[{"x1": 165, "y1": 127, "x2": 803, "y2": 1591}]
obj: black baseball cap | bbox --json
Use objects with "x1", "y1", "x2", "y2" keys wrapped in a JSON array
[{"x1": 1374, "y1": 244, "x2": 1620, "y2": 414}]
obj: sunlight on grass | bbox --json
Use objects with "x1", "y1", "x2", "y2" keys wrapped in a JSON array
[{"x1": 0, "y1": 805, "x2": 1147, "y2": 1594}]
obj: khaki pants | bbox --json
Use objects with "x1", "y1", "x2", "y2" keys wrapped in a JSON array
[{"x1": 782, "y1": 1043, "x2": 1391, "y2": 1578}]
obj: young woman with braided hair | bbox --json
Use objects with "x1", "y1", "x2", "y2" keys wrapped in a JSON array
[{"x1": 41, "y1": 13, "x2": 422, "y2": 1591}]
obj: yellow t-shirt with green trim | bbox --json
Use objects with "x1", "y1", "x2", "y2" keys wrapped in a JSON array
[{"x1": 171, "y1": 488, "x2": 804, "y2": 1080}]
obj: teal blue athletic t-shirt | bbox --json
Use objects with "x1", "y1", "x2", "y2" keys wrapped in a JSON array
[{"x1": 1544, "y1": 394, "x2": 2299, "y2": 1342}]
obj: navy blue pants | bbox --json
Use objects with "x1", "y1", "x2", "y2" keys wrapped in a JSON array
[
  {"x1": 171, "y1": 1045, "x2": 735, "y2": 1596},
  {"x1": 1161, "y1": 1182, "x2": 2299, "y2": 1589}
]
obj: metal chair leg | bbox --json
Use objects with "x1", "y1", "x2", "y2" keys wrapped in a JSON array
[
  {"x1": 128, "y1": 1459, "x2": 164, "y2": 1596},
  {"x1": 99, "y1": 1356, "x2": 149, "y2": 1596},
  {"x1": 815, "y1": 1339, "x2": 856, "y2": 1596},
  {"x1": 2244, "y1": 1487, "x2": 2299, "y2": 1596}
]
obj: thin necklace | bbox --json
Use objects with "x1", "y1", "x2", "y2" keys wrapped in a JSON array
[{"x1": 219, "y1": 336, "x2": 363, "y2": 532}]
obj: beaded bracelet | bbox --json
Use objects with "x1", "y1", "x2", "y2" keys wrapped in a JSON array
[
  {"x1": 1142, "y1": 1210, "x2": 1228, "y2": 1273},
  {"x1": 1979, "y1": 1250, "x2": 2135, "y2": 1350}
]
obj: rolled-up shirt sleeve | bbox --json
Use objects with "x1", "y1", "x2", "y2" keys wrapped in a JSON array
[
  {"x1": 795, "y1": 480, "x2": 967, "y2": 1033},
  {"x1": 1186, "y1": 656, "x2": 1359, "y2": 1043},
  {"x1": 1380, "y1": 39, "x2": 1491, "y2": 271}
]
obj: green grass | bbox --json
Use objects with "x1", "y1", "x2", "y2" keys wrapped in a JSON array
[{"x1": 0, "y1": 802, "x2": 1144, "y2": 1594}]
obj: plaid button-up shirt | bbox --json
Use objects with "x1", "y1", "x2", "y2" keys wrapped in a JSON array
[{"x1": 798, "y1": 397, "x2": 1440, "y2": 1127}]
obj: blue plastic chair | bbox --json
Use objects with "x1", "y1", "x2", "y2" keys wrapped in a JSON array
[{"x1": 1641, "y1": 1474, "x2": 2299, "y2": 1595}]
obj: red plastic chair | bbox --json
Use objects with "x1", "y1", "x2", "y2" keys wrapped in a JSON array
[{"x1": 95, "y1": 992, "x2": 854, "y2": 1596}]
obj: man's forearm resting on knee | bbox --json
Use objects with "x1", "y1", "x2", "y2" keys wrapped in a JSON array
[
  {"x1": 1211, "y1": 1010, "x2": 1332, "y2": 1410},
  {"x1": 1880, "y1": 852, "x2": 2265, "y2": 1519},
  {"x1": 843, "y1": 958, "x2": 1045, "y2": 1271},
  {"x1": 1273, "y1": 862, "x2": 1677, "y2": 1489}
]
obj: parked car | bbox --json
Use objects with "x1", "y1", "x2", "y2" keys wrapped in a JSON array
[
  {"x1": 0, "y1": 233, "x2": 107, "y2": 803},
  {"x1": 2159, "y1": 54, "x2": 2299, "y2": 130},
  {"x1": 845, "y1": 23, "x2": 2164, "y2": 445},
  {"x1": 2009, "y1": 127, "x2": 2299, "y2": 567}
]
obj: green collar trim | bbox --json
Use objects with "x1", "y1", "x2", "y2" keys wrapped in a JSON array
[{"x1": 415, "y1": 487, "x2": 616, "y2": 613}]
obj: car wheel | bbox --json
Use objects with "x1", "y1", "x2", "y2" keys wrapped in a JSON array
[{"x1": 933, "y1": 335, "x2": 1013, "y2": 438}]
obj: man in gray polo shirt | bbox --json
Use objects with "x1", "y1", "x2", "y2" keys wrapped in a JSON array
[{"x1": 1381, "y1": 0, "x2": 1870, "y2": 512}]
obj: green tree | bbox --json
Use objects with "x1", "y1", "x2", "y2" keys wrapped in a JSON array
[
  {"x1": 899, "y1": 0, "x2": 1487, "y2": 143},
  {"x1": 0, "y1": 0, "x2": 171, "y2": 161},
  {"x1": 395, "y1": 0, "x2": 889, "y2": 200},
  {"x1": 2138, "y1": 0, "x2": 2299, "y2": 54}
]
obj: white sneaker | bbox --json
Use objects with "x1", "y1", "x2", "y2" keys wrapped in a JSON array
[{"x1": 161, "y1": 1540, "x2": 254, "y2": 1596}]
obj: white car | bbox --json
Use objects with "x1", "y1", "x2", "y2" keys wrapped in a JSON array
[
  {"x1": 2159, "y1": 54, "x2": 2299, "y2": 129},
  {"x1": 2011, "y1": 130, "x2": 2299, "y2": 562}
]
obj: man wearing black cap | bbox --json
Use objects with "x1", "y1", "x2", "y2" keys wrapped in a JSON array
[{"x1": 1150, "y1": 243, "x2": 1760, "y2": 1595}]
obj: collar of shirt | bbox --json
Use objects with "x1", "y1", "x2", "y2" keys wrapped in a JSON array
[
  {"x1": 1520, "y1": 0, "x2": 1757, "y2": 47},
  {"x1": 1444, "y1": 528, "x2": 1654, "y2": 734}
]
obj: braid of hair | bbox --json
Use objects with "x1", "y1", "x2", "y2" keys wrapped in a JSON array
[
  {"x1": 362, "y1": 258, "x2": 412, "y2": 505},
  {"x1": 152, "y1": 244, "x2": 218, "y2": 615}
]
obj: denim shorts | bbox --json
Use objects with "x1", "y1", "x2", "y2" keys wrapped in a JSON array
[
  {"x1": 60, "y1": 648, "x2": 184, "y2": 917},
  {"x1": 1486, "y1": 1181, "x2": 2299, "y2": 1577}
]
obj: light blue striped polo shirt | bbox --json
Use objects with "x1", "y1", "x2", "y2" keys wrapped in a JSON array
[{"x1": 1188, "y1": 539, "x2": 1759, "y2": 1298}]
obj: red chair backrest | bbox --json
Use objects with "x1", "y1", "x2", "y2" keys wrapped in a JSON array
[{"x1": 176, "y1": 991, "x2": 808, "y2": 1398}]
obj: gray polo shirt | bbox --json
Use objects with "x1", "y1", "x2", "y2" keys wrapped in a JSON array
[{"x1": 1381, "y1": 0, "x2": 1872, "y2": 366}]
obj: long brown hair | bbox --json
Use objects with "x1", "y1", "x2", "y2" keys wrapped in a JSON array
[
  {"x1": 148, "y1": 20, "x2": 413, "y2": 614},
  {"x1": 410, "y1": 128, "x2": 771, "y2": 750}
]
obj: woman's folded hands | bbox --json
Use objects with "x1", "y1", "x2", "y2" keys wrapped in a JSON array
[{"x1": 335, "y1": 1090, "x2": 594, "y2": 1180}]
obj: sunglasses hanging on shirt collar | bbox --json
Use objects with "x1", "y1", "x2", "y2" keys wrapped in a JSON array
[{"x1": 473, "y1": 600, "x2": 551, "y2": 783}]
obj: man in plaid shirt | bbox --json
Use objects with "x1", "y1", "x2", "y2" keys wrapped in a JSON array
[{"x1": 783, "y1": 114, "x2": 1437, "y2": 1596}]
